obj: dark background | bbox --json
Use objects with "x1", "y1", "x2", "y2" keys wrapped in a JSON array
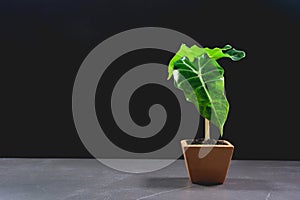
[{"x1": 1, "y1": 0, "x2": 300, "y2": 160}]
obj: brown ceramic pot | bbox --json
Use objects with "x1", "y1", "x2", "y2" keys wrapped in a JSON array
[{"x1": 181, "y1": 139, "x2": 234, "y2": 185}]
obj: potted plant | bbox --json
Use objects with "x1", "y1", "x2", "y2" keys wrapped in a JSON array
[{"x1": 168, "y1": 44, "x2": 246, "y2": 184}]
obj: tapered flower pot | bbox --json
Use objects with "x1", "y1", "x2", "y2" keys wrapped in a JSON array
[{"x1": 181, "y1": 139, "x2": 234, "y2": 184}]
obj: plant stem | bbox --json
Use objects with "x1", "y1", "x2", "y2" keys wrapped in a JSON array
[{"x1": 205, "y1": 118, "x2": 210, "y2": 141}]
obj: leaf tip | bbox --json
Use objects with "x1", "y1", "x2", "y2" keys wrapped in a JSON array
[
  {"x1": 220, "y1": 130, "x2": 223, "y2": 137},
  {"x1": 222, "y1": 44, "x2": 232, "y2": 50}
]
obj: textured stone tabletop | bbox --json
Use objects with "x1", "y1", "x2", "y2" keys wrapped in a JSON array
[{"x1": 0, "y1": 159, "x2": 299, "y2": 200}]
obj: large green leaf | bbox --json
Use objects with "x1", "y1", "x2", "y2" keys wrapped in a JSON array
[
  {"x1": 168, "y1": 44, "x2": 245, "y2": 135},
  {"x1": 172, "y1": 54, "x2": 229, "y2": 135}
]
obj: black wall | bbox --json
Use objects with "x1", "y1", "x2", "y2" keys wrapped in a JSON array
[{"x1": 1, "y1": 0, "x2": 300, "y2": 160}]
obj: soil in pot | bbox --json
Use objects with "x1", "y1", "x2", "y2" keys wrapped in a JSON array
[{"x1": 191, "y1": 138, "x2": 226, "y2": 145}]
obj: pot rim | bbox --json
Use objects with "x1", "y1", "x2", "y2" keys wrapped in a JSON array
[{"x1": 181, "y1": 139, "x2": 234, "y2": 148}]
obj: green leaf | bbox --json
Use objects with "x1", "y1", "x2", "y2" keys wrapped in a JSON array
[
  {"x1": 168, "y1": 44, "x2": 246, "y2": 135},
  {"x1": 172, "y1": 54, "x2": 229, "y2": 135},
  {"x1": 204, "y1": 44, "x2": 246, "y2": 61},
  {"x1": 168, "y1": 44, "x2": 205, "y2": 79}
]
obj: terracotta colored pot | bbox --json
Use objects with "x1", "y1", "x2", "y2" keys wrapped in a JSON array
[{"x1": 181, "y1": 139, "x2": 234, "y2": 185}]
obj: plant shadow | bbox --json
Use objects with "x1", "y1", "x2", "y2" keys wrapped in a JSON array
[
  {"x1": 142, "y1": 177, "x2": 191, "y2": 189},
  {"x1": 142, "y1": 177, "x2": 275, "y2": 191}
]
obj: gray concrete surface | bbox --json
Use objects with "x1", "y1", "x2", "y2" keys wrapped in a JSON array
[{"x1": 0, "y1": 159, "x2": 299, "y2": 200}]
